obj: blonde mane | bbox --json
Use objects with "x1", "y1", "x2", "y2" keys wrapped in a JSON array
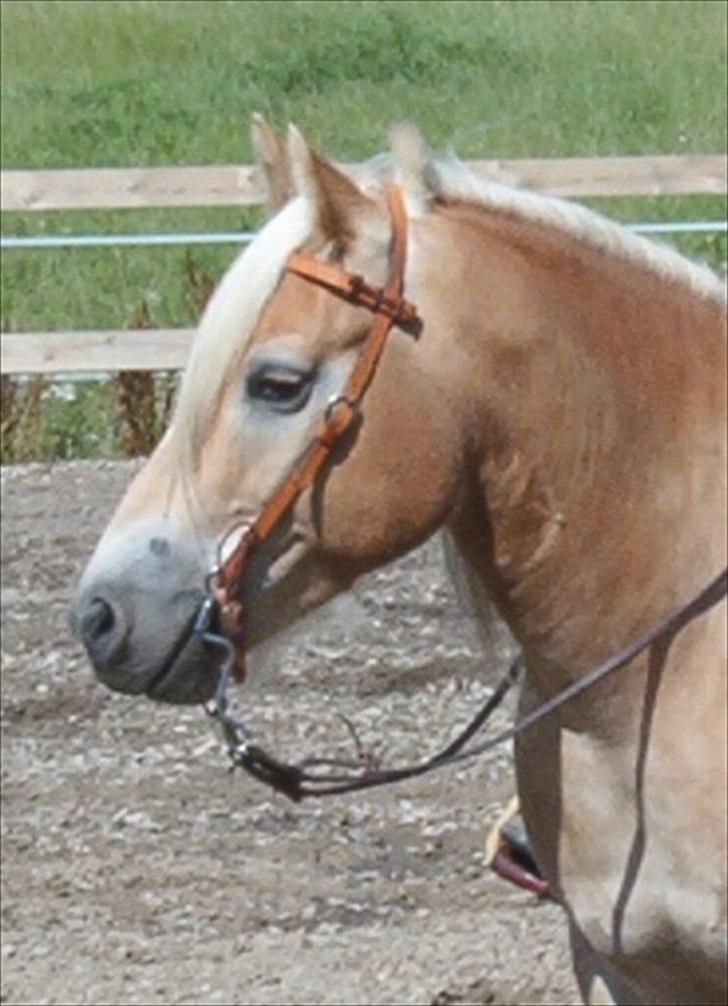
[
  {"x1": 430, "y1": 157, "x2": 726, "y2": 306},
  {"x1": 354, "y1": 146, "x2": 725, "y2": 304}
]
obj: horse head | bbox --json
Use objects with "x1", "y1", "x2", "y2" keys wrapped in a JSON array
[{"x1": 71, "y1": 121, "x2": 467, "y2": 703}]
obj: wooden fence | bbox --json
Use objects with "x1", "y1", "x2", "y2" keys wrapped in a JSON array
[
  {"x1": 1, "y1": 329, "x2": 194, "y2": 375},
  {"x1": 2, "y1": 154, "x2": 726, "y2": 374},
  {"x1": 4, "y1": 155, "x2": 726, "y2": 211}
]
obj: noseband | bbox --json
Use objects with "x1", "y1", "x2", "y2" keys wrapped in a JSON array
[{"x1": 193, "y1": 184, "x2": 727, "y2": 809}]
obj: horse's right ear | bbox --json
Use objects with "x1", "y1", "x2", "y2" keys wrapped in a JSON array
[
  {"x1": 286, "y1": 124, "x2": 381, "y2": 248},
  {"x1": 250, "y1": 113, "x2": 294, "y2": 214},
  {"x1": 390, "y1": 122, "x2": 438, "y2": 214}
]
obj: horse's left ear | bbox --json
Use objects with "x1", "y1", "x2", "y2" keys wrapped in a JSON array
[
  {"x1": 251, "y1": 113, "x2": 294, "y2": 214},
  {"x1": 287, "y1": 124, "x2": 381, "y2": 246}
]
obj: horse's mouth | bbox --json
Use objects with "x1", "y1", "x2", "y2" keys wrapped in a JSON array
[
  {"x1": 146, "y1": 538, "x2": 305, "y2": 702},
  {"x1": 144, "y1": 620, "x2": 223, "y2": 705}
]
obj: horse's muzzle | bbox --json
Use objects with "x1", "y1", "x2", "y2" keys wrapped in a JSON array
[{"x1": 70, "y1": 527, "x2": 217, "y2": 704}]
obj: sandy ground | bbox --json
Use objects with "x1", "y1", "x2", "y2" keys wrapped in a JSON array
[{"x1": 1, "y1": 460, "x2": 579, "y2": 1006}]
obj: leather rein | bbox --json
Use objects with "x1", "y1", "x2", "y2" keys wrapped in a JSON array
[{"x1": 195, "y1": 183, "x2": 727, "y2": 803}]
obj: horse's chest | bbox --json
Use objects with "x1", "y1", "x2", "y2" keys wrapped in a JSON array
[{"x1": 515, "y1": 708, "x2": 726, "y2": 1000}]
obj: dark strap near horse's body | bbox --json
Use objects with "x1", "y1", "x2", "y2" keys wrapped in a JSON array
[{"x1": 222, "y1": 567, "x2": 726, "y2": 801}]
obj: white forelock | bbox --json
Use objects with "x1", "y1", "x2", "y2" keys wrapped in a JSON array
[{"x1": 173, "y1": 196, "x2": 315, "y2": 453}]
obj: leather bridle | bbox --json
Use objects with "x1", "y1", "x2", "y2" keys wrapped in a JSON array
[
  {"x1": 194, "y1": 182, "x2": 727, "y2": 808},
  {"x1": 207, "y1": 183, "x2": 418, "y2": 682}
]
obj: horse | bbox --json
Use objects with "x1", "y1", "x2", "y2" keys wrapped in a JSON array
[{"x1": 71, "y1": 119, "x2": 727, "y2": 1005}]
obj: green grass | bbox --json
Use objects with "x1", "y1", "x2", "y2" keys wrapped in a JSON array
[
  {"x1": 3, "y1": 0, "x2": 727, "y2": 164},
  {"x1": 1, "y1": 0, "x2": 726, "y2": 461}
]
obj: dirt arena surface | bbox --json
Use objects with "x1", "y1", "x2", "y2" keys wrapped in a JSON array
[{"x1": 1, "y1": 460, "x2": 578, "y2": 1006}]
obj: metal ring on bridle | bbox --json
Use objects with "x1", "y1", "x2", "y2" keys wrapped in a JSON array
[
  {"x1": 216, "y1": 518, "x2": 254, "y2": 568},
  {"x1": 324, "y1": 394, "x2": 358, "y2": 422}
]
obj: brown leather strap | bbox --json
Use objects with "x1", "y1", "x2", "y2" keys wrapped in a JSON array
[
  {"x1": 286, "y1": 255, "x2": 418, "y2": 327},
  {"x1": 216, "y1": 185, "x2": 416, "y2": 647}
]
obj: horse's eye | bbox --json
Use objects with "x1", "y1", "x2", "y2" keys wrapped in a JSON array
[{"x1": 246, "y1": 365, "x2": 313, "y2": 414}]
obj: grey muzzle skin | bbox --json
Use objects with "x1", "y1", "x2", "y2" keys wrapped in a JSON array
[{"x1": 69, "y1": 528, "x2": 218, "y2": 705}]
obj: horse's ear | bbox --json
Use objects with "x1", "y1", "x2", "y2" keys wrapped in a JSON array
[
  {"x1": 390, "y1": 122, "x2": 438, "y2": 212},
  {"x1": 251, "y1": 113, "x2": 294, "y2": 214},
  {"x1": 287, "y1": 124, "x2": 379, "y2": 245}
]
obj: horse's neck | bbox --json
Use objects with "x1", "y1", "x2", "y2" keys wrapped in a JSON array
[{"x1": 434, "y1": 203, "x2": 726, "y2": 700}]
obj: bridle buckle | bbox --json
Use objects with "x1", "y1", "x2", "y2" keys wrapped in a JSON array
[{"x1": 324, "y1": 393, "x2": 358, "y2": 423}]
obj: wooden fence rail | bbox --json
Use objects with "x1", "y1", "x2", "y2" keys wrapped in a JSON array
[
  {"x1": 2, "y1": 154, "x2": 727, "y2": 212},
  {"x1": 2, "y1": 154, "x2": 726, "y2": 375},
  {"x1": 1, "y1": 329, "x2": 194, "y2": 375}
]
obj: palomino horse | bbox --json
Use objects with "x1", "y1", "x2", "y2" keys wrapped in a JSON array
[{"x1": 71, "y1": 120, "x2": 727, "y2": 1005}]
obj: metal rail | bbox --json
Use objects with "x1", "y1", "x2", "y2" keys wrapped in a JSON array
[{"x1": 2, "y1": 220, "x2": 727, "y2": 251}]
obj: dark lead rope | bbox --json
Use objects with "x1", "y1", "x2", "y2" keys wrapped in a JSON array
[{"x1": 197, "y1": 567, "x2": 726, "y2": 802}]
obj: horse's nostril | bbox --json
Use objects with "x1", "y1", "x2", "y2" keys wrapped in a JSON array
[
  {"x1": 80, "y1": 598, "x2": 116, "y2": 643},
  {"x1": 149, "y1": 536, "x2": 170, "y2": 557},
  {"x1": 74, "y1": 594, "x2": 129, "y2": 673}
]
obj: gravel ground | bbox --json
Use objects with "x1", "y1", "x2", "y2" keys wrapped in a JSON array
[{"x1": 1, "y1": 460, "x2": 579, "y2": 1006}]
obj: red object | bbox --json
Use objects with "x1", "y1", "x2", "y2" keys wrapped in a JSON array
[{"x1": 490, "y1": 848, "x2": 552, "y2": 899}]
